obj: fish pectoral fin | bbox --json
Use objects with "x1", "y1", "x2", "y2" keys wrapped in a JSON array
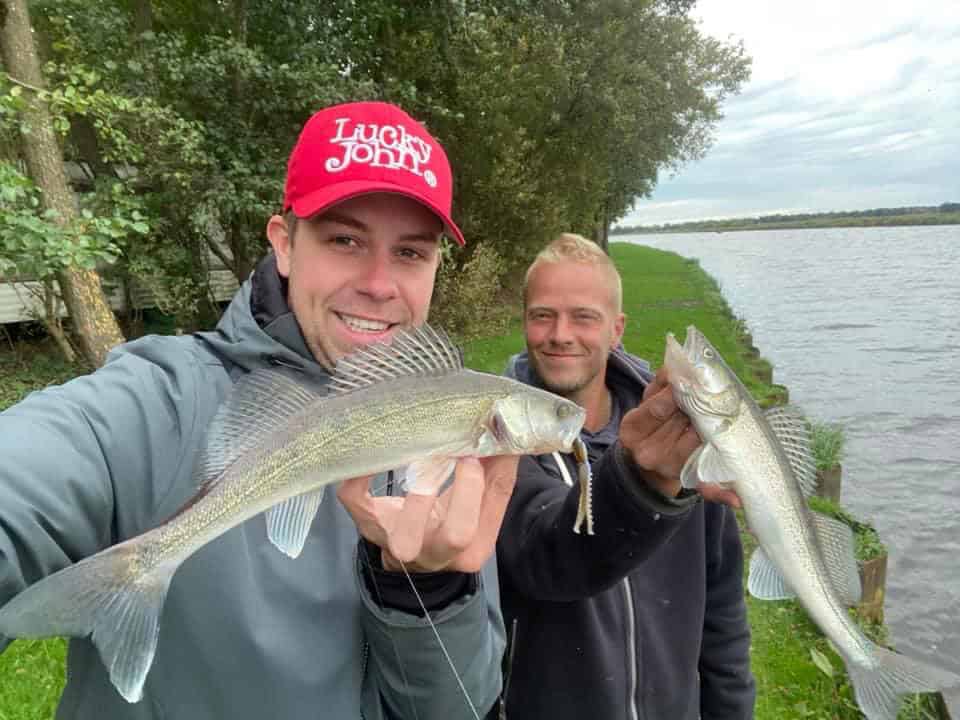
[
  {"x1": 266, "y1": 488, "x2": 326, "y2": 558},
  {"x1": 810, "y1": 511, "x2": 863, "y2": 605},
  {"x1": 747, "y1": 547, "x2": 797, "y2": 600},
  {"x1": 0, "y1": 541, "x2": 177, "y2": 703},
  {"x1": 400, "y1": 457, "x2": 457, "y2": 496},
  {"x1": 680, "y1": 442, "x2": 729, "y2": 490}
]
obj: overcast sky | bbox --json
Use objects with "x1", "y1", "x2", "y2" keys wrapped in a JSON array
[{"x1": 619, "y1": 1, "x2": 960, "y2": 226}]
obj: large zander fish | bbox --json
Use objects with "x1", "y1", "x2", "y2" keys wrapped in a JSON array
[
  {"x1": 664, "y1": 325, "x2": 959, "y2": 720},
  {"x1": 0, "y1": 325, "x2": 585, "y2": 703}
]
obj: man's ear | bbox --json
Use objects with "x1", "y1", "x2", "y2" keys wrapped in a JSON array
[
  {"x1": 266, "y1": 215, "x2": 292, "y2": 277},
  {"x1": 612, "y1": 312, "x2": 626, "y2": 347}
]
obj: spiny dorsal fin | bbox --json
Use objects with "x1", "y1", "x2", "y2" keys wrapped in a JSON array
[
  {"x1": 764, "y1": 405, "x2": 818, "y2": 497},
  {"x1": 327, "y1": 324, "x2": 464, "y2": 395},
  {"x1": 200, "y1": 369, "x2": 324, "y2": 482}
]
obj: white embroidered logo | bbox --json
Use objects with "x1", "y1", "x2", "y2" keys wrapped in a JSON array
[{"x1": 325, "y1": 117, "x2": 437, "y2": 188}]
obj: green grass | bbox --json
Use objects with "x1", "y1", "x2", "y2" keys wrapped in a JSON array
[
  {"x1": 0, "y1": 639, "x2": 68, "y2": 720},
  {"x1": 810, "y1": 420, "x2": 846, "y2": 471},
  {"x1": 0, "y1": 243, "x2": 945, "y2": 718}
]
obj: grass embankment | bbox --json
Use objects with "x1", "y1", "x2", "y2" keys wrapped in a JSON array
[{"x1": 0, "y1": 243, "x2": 942, "y2": 718}]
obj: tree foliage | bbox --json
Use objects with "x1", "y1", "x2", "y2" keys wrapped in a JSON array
[{"x1": 5, "y1": 0, "x2": 749, "y2": 335}]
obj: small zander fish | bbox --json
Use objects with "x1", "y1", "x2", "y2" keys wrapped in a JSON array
[{"x1": 664, "y1": 325, "x2": 959, "y2": 720}]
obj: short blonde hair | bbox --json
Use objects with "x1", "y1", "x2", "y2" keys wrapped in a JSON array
[{"x1": 523, "y1": 233, "x2": 622, "y2": 312}]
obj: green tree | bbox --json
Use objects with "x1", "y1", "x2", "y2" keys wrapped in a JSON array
[
  {"x1": 13, "y1": 0, "x2": 750, "y2": 338},
  {"x1": 1, "y1": 0, "x2": 127, "y2": 366}
]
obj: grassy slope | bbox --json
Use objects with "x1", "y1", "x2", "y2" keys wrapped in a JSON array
[{"x1": 0, "y1": 243, "x2": 941, "y2": 718}]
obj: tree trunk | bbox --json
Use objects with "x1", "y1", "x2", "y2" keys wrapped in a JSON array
[
  {"x1": 133, "y1": 0, "x2": 153, "y2": 35},
  {"x1": 0, "y1": 0, "x2": 125, "y2": 366},
  {"x1": 42, "y1": 280, "x2": 77, "y2": 362},
  {"x1": 597, "y1": 202, "x2": 610, "y2": 254}
]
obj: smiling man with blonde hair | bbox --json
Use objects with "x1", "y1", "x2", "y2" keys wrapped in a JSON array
[{"x1": 496, "y1": 233, "x2": 755, "y2": 720}]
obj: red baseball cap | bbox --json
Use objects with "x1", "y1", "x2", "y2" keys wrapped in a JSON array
[{"x1": 283, "y1": 101, "x2": 465, "y2": 246}]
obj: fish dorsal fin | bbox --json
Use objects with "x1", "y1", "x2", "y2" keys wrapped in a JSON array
[
  {"x1": 327, "y1": 324, "x2": 463, "y2": 396},
  {"x1": 200, "y1": 369, "x2": 324, "y2": 482},
  {"x1": 764, "y1": 405, "x2": 818, "y2": 497},
  {"x1": 810, "y1": 511, "x2": 863, "y2": 605}
]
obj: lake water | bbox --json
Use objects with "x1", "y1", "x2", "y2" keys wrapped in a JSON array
[{"x1": 620, "y1": 225, "x2": 960, "y2": 708}]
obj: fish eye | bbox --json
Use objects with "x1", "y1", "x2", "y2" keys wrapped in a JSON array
[
  {"x1": 703, "y1": 348, "x2": 715, "y2": 359},
  {"x1": 557, "y1": 403, "x2": 574, "y2": 419}
]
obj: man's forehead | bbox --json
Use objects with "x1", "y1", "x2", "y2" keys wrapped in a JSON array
[{"x1": 310, "y1": 197, "x2": 443, "y2": 240}]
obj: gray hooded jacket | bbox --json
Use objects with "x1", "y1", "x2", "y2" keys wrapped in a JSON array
[{"x1": 0, "y1": 259, "x2": 504, "y2": 719}]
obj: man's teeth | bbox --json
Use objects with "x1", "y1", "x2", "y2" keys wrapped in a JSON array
[{"x1": 340, "y1": 315, "x2": 390, "y2": 332}]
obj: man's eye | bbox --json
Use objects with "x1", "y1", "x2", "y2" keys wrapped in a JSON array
[
  {"x1": 397, "y1": 247, "x2": 425, "y2": 260},
  {"x1": 331, "y1": 235, "x2": 356, "y2": 247}
]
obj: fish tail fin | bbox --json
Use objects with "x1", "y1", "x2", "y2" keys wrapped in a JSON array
[
  {"x1": 0, "y1": 539, "x2": 179, "y2": 703},
  {"x1": 847, "y1": 642, "x2": 960, "y2": 720}
]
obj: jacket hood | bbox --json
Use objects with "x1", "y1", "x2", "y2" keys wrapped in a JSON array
[{"x1": 195, "y1": 254, "x2": 330, "y2": 382}]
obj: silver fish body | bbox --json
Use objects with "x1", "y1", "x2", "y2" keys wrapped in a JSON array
[
  {"x1": 153, "y1": 368, "x2": 581, "y2": 563},
  {"x1": 664, "y1": 325, "x2": 959, "y2": 720},
  {"x1": 0, "y1": 326, "x2": 585, "y2": 703}
]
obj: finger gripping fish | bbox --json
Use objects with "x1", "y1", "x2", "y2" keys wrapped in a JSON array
[
  {"x1": 664, "y1": 325, "x2": 960, "y2": 720},
  {"x1": 0, "y1": 325, "x2": 585, "y2": 703}
]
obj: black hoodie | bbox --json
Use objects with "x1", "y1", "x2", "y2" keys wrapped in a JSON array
[{"x1": 495, "y1": 348, "x2": 755, "y2": 720}]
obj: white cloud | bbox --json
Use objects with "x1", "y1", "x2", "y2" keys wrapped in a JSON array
[{"x1": 621, "y1": 1, "x2": 960, "y2": 225}]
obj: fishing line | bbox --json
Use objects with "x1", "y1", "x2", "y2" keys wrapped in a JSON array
[
  {"x1": 361, "y1": 469, "x2": 423, "y2": 720},
  {"x1": 358, "y1": 539, "x2": 422, "y2": 720},
  {"x1": 398, "y1": 559, "x2": 481, "y2": 720},
  {"x1": 365, "y1": 472, "x2": 479, "y2": 720}
]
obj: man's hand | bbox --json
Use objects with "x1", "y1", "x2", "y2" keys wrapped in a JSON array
[
  {"x1": 621, "y1": 368, "x2": 741, "y2": 508},
  {"x1": 337, "y1": 455, "x2": 519, "y2": 573}
]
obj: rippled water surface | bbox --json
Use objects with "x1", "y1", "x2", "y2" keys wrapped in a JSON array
[{"x1": 622, "y1": 226, "x2": 960, "y2": 703}]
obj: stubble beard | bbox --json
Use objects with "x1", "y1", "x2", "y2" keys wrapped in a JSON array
[{"x1": 531, "y1": 355, "x2": 595, "y2": 402}]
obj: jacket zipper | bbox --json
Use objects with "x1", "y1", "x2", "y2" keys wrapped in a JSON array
[
  {"x1": 499, "y1": 618, "x2": 520, "y2": 720},
  {"x1": 622, "y1": 577, "x2": 639, "y2": 720}
]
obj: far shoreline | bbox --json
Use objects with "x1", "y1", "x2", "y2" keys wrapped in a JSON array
[{"x1": 614, "y1": 210, "x2": 960, "y2": 236}]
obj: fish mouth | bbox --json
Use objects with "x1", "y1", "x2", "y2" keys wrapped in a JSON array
[
  {"x1": 665, "y1": 331, "x2": 696, "y2": 379},
  {"x1": 559, "y1": 407, "x2": 588, "y2": 451}
]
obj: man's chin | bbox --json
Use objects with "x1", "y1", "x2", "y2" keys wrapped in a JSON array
[{"x1": 537, "y1": 372, "x2": 587, "y2": 398}]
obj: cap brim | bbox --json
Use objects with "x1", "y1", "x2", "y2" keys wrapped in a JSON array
[{"x1": 289, "y1": 180, "x2": 465, "y2": 246}]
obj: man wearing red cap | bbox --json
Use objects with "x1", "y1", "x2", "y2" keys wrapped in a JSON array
[{"x1": 0, "y1": 102, "x2": 508, "y2": 719}]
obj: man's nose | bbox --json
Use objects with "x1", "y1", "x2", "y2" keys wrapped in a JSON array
[
  {"x1": 356, "y1": 253, "x2": 399, "y2": 301},
  {"x1": 548, "y1": 316, "x2": 574, "y2": 345}
]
